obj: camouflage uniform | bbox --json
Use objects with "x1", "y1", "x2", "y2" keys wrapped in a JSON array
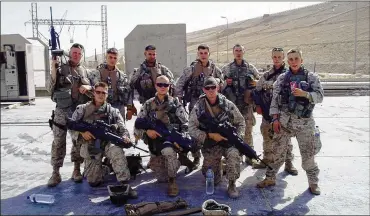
[
  {"x1": 70, "y1": 101, "x2": 131, "y2": 187},
  {"x1": 129, "y1": 60, "x2": 174, "y2": 105},
  {"x1": 258, "y1": 66, "x2": 323, "y2": 194},
  {"x1": 254, "y1": 64, "x2": 297, "y2": 173},
  {"x1": 188, "y1": 92, "x2": 245, "y2": 198},
  {"x1": 46, "y1": 61, "x2": 92, "y2": 187},
  {"x1": 174, "y1": 60, "x2": 224, "y2": 163},
  {"x1": 134, "y1": 93, "x2": 188, "y2": 197},
  {"x1": 221, "y1": 60, "x2": 259, "y2": 164},
  {"x1": 89, "y1": 63, "x2": 131, "y2": 121}
]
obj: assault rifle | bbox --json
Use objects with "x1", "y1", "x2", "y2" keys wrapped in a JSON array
[
  {"x1": 251, "y1": 89, "x2": 272, "y2": 122},
  {"x1": 198, "y1": 113, "x2": 272, "y2": 170},
  {"x1": 134, "y1": 117, "x2": 198, "y2": 174}
]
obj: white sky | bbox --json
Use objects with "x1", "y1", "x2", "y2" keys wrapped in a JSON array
[{"x1": 1, "y1": 2, "x2": 321, "y2": 57}]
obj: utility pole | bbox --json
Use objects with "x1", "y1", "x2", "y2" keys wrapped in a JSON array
[
  {"x1": 217, "y1": 32, "x2": 219, "y2": 63},
  {"x1": 221, "y1": 16, "x2": 229, "y2": 62},
  {"x1": 353, "y1": 2, "x2": 358, "y2": 74}
]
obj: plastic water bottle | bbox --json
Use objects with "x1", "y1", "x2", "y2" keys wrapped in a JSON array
[
  {"x1": 314, "y1": 126, "x2": 320, "y2": 137},
  {"x1": 27, "y1": 194, "x2": 55, "y2": 204},
  {"x1": 206, "y1": 167, "x2": 214, "y2": 195}
]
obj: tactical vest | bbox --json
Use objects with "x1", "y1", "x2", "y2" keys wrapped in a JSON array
[
  {"x1": 135, "y1": 61, "x2": 164, "y2": 103},
  {"x1": 222, "y1": 60, "x2": 255, "y2": 107},
  {"x1": 280, "y1": 67, "x2": 315, "y2": 118},
  {"x1": 53, "y1": 62, "x2": 90, "y2": 109},
  {"x1": 184, "y1": 61, "x2": 216, "y2": 102},
  {"x1": 82, "y1": 102, "x2": 116, "y2": 155},
  {"x1": 146, "y1": 95, "x2": 182, "y2": 155},
  {"x1": 98, "y1": 65, "x2": 129, "y2": 105},
  {"x1": 196, "y1": 94, "x2": 232, "y2": 149}
]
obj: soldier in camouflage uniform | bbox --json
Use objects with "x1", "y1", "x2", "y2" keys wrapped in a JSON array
[
  {"x1": 174, "y1": 44, "x2": 224, "y2": 167},
  {"x1": 88, "y1": 48, "x2": 132, "y2": 121},
  {"x1": 46, "y1": 43, "x2": 93, "y2": 187},
  {"x1": 134, "y1": 75, "x2": 188, "y2": 197},
  {"x1": 127, "y1": 45, "x2": 174, "y2": 121},
  {"x1": 221, "y1": 44, "x2": 260, "y2": 166},
  {"x1": 70, "y1": 82, "x2": 136, "y2": 196},
  {"x1": 253, "y1": 48, "x2": 298, "y2": 175},
  {"x1": 188, "y1": 77, "x2": 245, "y2": 198},
  {"x1": 257, "y1": 49, "x2": 323, "y2": 195}
]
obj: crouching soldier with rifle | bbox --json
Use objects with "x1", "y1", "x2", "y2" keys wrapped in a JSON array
[
  {"x1": 68, "y1": 82, "x2": 137, "y2": 197},
  {"x1": 188, "y1": 77, "x2": 246, "y2": 198},
  {"x1": 46, "y1": 43, "x2": 93, "y2": 187},
  {"x1": 89, "y1": 48, "x2": 132, "y2": 122},
  {"x1": 134, "y1": 75, "x2": 189, "y2": 197}
]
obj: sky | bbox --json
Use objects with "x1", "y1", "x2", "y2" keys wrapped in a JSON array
[{"x1": 1, "y1": 2, "x2": 321, "y2": 57}]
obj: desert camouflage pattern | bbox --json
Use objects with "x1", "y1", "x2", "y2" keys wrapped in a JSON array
[
  {"x1": 71, "y1": 101, "x2": 131, "y2": 185},
  {"x1": 188, "y1": 94, "x2": 245, "y2": 181},
  {"x1": 265, "y1": 70, "x2": 324, "y2": 184}
]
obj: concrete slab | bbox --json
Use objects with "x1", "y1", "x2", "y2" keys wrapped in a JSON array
[{"x1": 1, "y1": 96, "x2": 369, "y2": 215}]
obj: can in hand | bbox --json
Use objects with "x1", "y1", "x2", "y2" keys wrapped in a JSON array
[{"x1": 290, "y1": 81, "x2": 297, "y2": 91}]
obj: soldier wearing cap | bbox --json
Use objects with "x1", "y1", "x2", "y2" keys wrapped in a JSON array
[
  {"x1": 188, "y1": 76, "x2": 245, "y2": 198},
  {"x1": 128, "y1": 45, "x2": 174, "y2": 120},
  {"x1": 89, "y1": 48, "x2": 131, "y2": 121}
]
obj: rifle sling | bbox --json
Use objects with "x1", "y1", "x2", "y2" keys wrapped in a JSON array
[
  {"x1": 204, "y1": 99, "x2": 215, "y2": 118},
  {"x1": 167, "y1": 207, "x2": 202, "y2": 216}
]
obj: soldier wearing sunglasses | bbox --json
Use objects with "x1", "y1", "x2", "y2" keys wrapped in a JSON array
[
  {"x1": 174, "y1": 44, "x2": 224, "y2": 168},
  {"x1": 252, "y1": 48, "x2": 297, "y2": 175},
  {"x1": 128, "y1": 45, "x2": 174, "y2": 120},
  {"x1": 257, "y1": 49, "x2": 323, "y2": 195},
  {"x1": 221, "y1": 44, "x2": 260, "y2": 166},
  {"x1": 188, "y1": 77, "x2": 245, "y2": 198},
  {"x1": 89, "y1": 48, "x2": 132, "y2": 122},
  {"x1": 69, "y1": 82, "x2": 137, "y2": 198},
  {"x1": 134, "y1": 75, "x2": 188, "y2": 197}
]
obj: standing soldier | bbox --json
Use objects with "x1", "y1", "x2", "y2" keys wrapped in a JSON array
[
  {"x1": 46, "y1": 43, "x2": 92, "y2": 187},
  {"x1": 134, "y1": 75, "x2": 188, "y2": 197},
  {"x1": 174, "y1": 44, "x2": 224, "y2": 167},
  {"x1": 252, "y1": 48, "x2": 297, "y2": 174},
  {"x1": 89, "y1": 48, "x2": 131, "y2": 121},
  {"x1": 257, "y1": 49, "x2": 323, "y2": 195},
  {"x1": 188, "y1": 77, "x2": 245, "y2": 198},
  {"x1": 127, "y1": 45, "x2": 174, "y2": 121},
  {"x1": 221, "y1": 44, "x2": 260, "y2": 166}
]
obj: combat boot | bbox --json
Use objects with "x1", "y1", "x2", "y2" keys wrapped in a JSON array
[
  {"x1": 309, "y1": 184, "x2": 321, "y2": 195},
  {"x1": 47, "y1": 167, "x2": 62, "y2": 187},
  {"x1": 284, "y1": 161, "x2": 298, "y2": 176},
  {"x1": 167, "y1": 177, "x2": 179, "y2": 197},
  {"x1": 256, "y1": 177, "x2": 276, "y2": 188},
  {"x1": 227, "y1": 180, "x2": 239, "y2": 198},
  {"x1": 71, "y1": 162, "x2": 83, "y2": 183}
]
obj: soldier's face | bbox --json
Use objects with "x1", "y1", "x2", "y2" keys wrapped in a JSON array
[
  {"x1": 94, "y1": 87, "x2": 108, "y2": 103},
  {"x1": 106, "y1": 53, "x2": 118, "y2": 67},
  {"x1": 197, "y1": 49, "x2": 209, "y2": 62},
  {"x1": 70, "y1": 47, "x2": 82, "y2": 64},
  {"x1": 233, "y1": 47, "x2": 244, "y2": 60},
  {"x1": 145, "y1": 50, "x2": 156, "y2": 63},
  {"x1": 272, "y1": 51, "x2": 284, "y2": 67},
  {"x1": 287, "y1": 53, "x2": 303, "y2": 72},
  {"x1": 203, "y1": 85, "x2": 218, "y2": 99},
  {"x1": 155, "y1": 80, "x2": 170, "y2": 95}
]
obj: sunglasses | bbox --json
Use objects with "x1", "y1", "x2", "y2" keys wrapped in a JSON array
[
  {"x1": 204, "y1": 85, "x2": 216, "y2": 90},
  {"x1": 95, "y1": 90, "x2": 107, "y2": 95},
  {"x1": 156, "y1": 83, "x2": 170, "y2": 88},
  {"x1": 272, "y1": 47, "x2": 284, "y2": 52}
]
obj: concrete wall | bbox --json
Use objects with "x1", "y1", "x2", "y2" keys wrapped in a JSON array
[{"x1": 124, "y1": 24, "x2": 187, "y2": 79}]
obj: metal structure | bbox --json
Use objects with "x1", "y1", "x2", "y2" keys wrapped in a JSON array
[
  {"x1": 221, "y1": 16, "x2": 229, "y2": 62},
  {"x1": 25, "y1": 3, "x2": 108, "y2": 58}
]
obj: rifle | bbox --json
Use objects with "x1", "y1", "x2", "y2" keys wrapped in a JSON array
[
  {"x1": 251, "y1": 89, "x2": 272, "y2": 122},
  {"x1": 198, "y1": 113, "x2": 272, "y2": 170},
  {"x1": 134, "y1": 117, "x2": 198, "y2": 174},
  {"x1": 66, "y1": 118, "x2": 148, "y2": 154}
]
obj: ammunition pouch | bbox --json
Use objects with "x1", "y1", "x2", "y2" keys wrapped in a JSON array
[
  {"x1": 287, "y1": 96, "x2": 314, "y2": 118},
  {"x1": 53, "y1": 89, "x2": 73, "y2": 109},
  {"x1": 124, "y1": 197, "x2": 188, "y2": 216},
  {"x1": 117, "y1": 86, "x2": 131, "y2": 104},
  {"x1": 202, "y1": 199, "x2": 231, "y2": 216}
]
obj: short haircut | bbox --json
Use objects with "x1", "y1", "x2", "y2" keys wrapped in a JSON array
[
  {"x1": 156, "y1": 75, "x2": 170, "y2": 83},
  {"x1": 106, "y1": 47, "x2": 118, "y2": 54},
  {"x1": 70, "y1": 43, "x2": 84, "y2": 51},
  {"x1": 145, "y1": 45, "x2": 156, "y2": 51},
  {"x1": 197, "y1": 44, "x2": 209, "y2": 51},
  {"x1": 233, "y1": 44, "x2": 245, "y2": 51},
  {"x1": 287, "y1": 48, "x2": 302, "y2": 58},
  {"x1": 94, "y1": 81, "x2": 108, "y2": 89}
]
